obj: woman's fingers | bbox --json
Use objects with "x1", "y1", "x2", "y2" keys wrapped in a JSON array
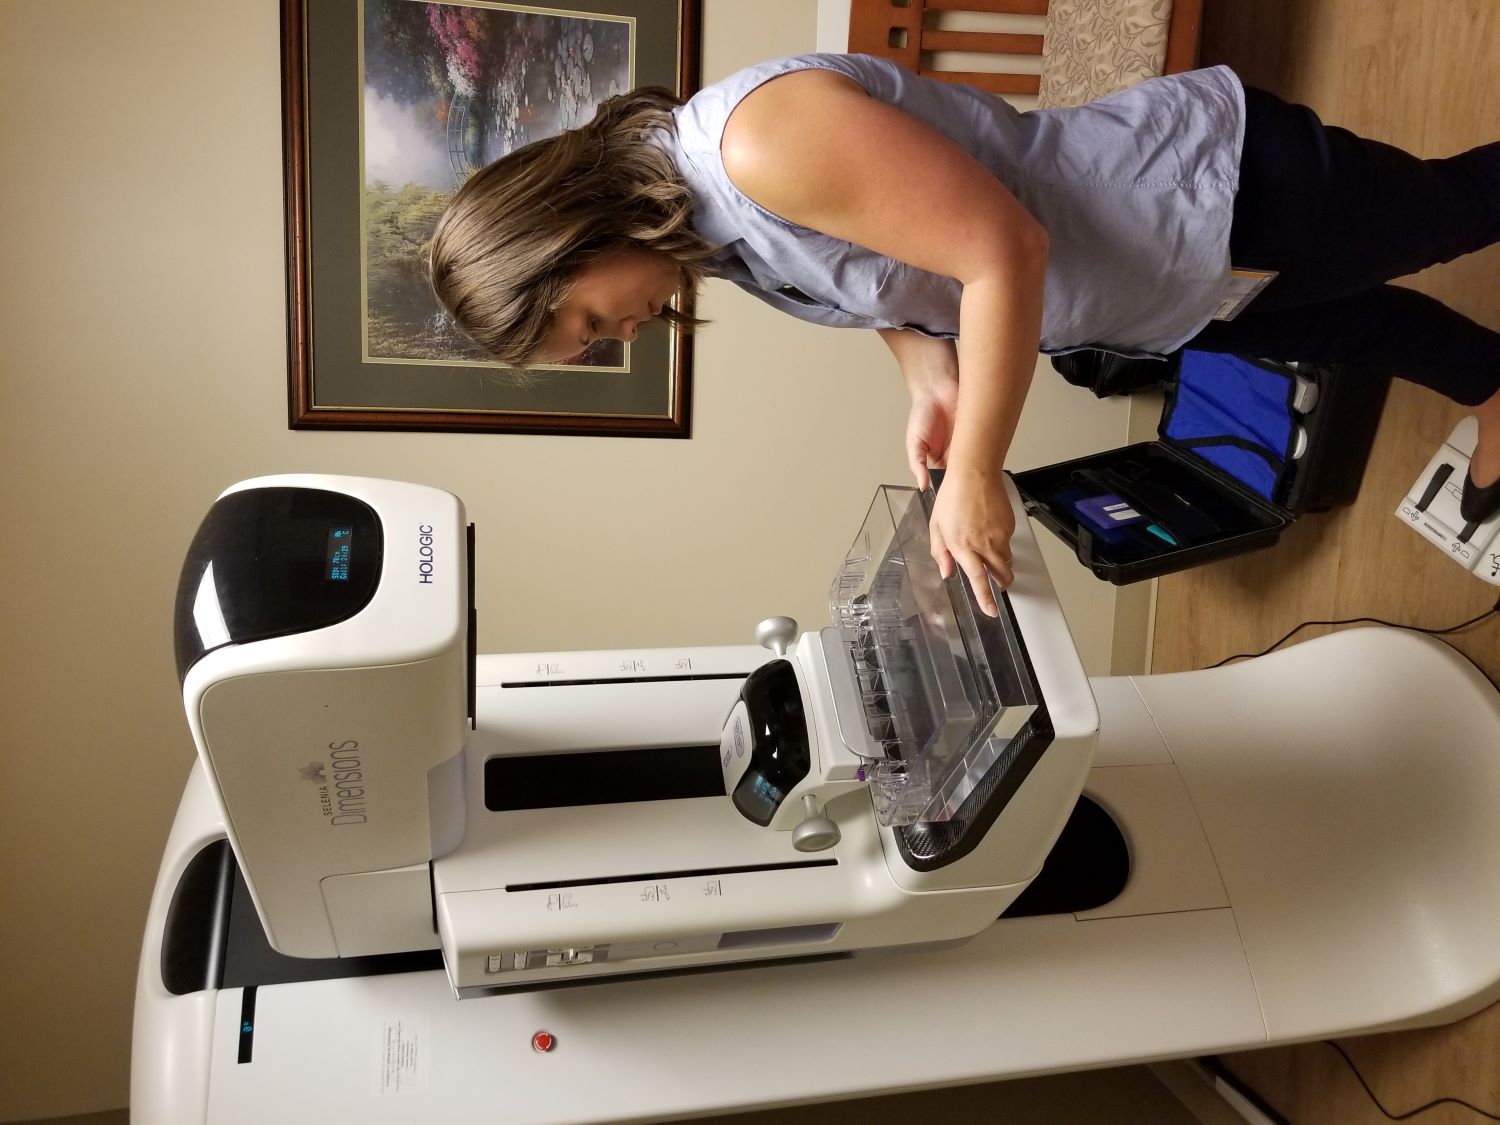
[
  {"x1": 930, "y1": 522, "x2": 1010, "y2": 616},
  {"x1": 951, "y1": 547, "x2": 1006, "y2": 616},
  {"x1": 908, "y1": 441, "x2": 932, "y2": 490},
  {"x1": 926, "y1": 468, "x2": 1015, "y2": 614},
  {"x1": 929, "y1": 517, "x2": 954, "y2": 579}
]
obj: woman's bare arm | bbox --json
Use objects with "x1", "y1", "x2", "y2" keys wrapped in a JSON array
[{"x1": 722, "y1": 69, "x2": 1048, "y2": 612}]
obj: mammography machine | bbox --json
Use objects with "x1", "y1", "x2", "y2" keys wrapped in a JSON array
[{"x1": 134, "y1": 473, "x2": 1500, "y2": 1124}]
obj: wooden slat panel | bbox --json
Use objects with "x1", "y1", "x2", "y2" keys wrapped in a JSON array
[
  {"x1": 1163, "y1": 0, "x2": 1203, "y2": 74},
  {"x1": 920, "y1": 68, "x2": 1041, "y2": 95},
  {"x1": 847, "y1": 0, "x2": 923, "y2": 68},
  {"x1": 920, "y1": 29, "x2": 1045, "y2": 55},
  {"x1": 925, "y1": 0, "x2": 1051, "y2": 16}
]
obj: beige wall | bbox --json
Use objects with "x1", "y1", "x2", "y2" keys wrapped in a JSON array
[{"x1": 0, "y1": 0, "x2": 1138, "y2": 1117}]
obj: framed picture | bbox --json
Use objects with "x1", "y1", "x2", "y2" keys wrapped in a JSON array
[{"x1": 283, "y1": 0, "x2": 701, "y2": 437}]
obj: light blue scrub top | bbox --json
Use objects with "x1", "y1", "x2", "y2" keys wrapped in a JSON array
[{"x1": 662, "y1": 53, "x2": 1246, "y2": 357}]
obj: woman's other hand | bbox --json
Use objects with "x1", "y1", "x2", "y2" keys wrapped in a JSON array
[
  {"x1": 879, "y1": 330, "x2": 960, "y2": 491},
  {"x1": 906, "y1": 389, "x2": 957, "y2": 491},
  {"x1": 927, "y1": 465, "x2": 1014, "y2": 614}
]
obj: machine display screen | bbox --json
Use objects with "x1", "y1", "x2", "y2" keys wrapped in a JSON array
[
  {"x1": 733, "y1": 771, "x2": 784, "y2": 824},
  {"x1": 325, "y1": 525, "x2": 354, "y2": 581}
]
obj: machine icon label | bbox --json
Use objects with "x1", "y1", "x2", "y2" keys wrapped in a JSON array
[
  {"x1": 640, "y1": 884, "x2": 670, "y2": 903},
  {"x1": 546, "y1": 893, "x2": 577, "y2": 911}
]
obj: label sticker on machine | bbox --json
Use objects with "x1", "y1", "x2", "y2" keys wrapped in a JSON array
[
  {"x1": 376, "y1": 1015, "x2": 428, "y2": 1095},
  {"x1": 1212, "y1": 267, "x2": 1278, "y2": 321}
]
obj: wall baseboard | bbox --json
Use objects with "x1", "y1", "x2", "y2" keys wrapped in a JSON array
[
  {"x1": 1150, "y1": 1059, "x2": 1282, "y2": 1125},
  {"x1": 1110, "y1": 577, "x2": 1156, "y2": 674}
]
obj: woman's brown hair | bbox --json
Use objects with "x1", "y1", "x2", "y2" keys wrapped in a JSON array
[{"x1": 429, "y1": 87, "x2": 715, "y2": 368}]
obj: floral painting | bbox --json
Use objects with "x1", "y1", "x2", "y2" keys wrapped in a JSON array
[
  {"x1": 285, "y1": 0, "x2": 696, "y2": 436},
  {"x1": 360, "y1": 0, "x2": 633, "y2": 368}
]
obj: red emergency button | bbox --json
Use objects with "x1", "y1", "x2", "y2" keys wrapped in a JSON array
[{"x1": 532, "y1": 1030, "x2": 556, "y2": 1053}]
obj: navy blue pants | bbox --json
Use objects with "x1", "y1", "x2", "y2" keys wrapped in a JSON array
[{"x1": 1186, "y1": 86, "x2": 1500, "y2": 406}]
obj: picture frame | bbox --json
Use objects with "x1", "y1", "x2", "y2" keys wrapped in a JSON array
[{"x1": 283, "y1": 0, "x2": 701, "y2": 437}]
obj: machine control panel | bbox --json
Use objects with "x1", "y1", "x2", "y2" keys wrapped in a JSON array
[{"x1": 485, "y1": 935, "x2": 722, "y2": 972}]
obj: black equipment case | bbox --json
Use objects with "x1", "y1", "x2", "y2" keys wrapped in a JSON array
[{"x1": 1012, "y1": 351, "x2": 1389, "y2": 585}]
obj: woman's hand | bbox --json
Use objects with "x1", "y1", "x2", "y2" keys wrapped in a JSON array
[
  {"x1": 927, "y1": 464, "x2": 1014, "y2": 616},
  {"x1": 880, "y1": 330, "x2": 961, "y2": 490},
  {"x1": 906, "y1": 388, "x2": 957, "y2": 490}
]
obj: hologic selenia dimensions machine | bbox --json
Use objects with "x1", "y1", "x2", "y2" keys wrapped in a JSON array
[{"x1": 134, "y1": 474, "x2": 1500, "y2": 1125}]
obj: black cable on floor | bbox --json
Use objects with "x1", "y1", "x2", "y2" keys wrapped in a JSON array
[
  {"x1": 1206, "y1": 595, "x2": 1500, "y2": 669},
  {"x1": 1322, "y1": 1038, "x2": 1500, "y2": 1121},
  {"x1": 1203, "y1": 1046, "x2": 1500, "y2": 1123}
]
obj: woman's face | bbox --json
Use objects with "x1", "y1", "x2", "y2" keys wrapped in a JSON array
[{"x1": 536, "y1": 249, "x2": 682, "y2": 364}]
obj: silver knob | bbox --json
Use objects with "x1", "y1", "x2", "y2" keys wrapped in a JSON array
[
  {"x1": 792, "y1": 795, "x2": 841, "y2": 852},
  {"x1": 755, "y1": 616, "x2": 799, "y2": 656}
]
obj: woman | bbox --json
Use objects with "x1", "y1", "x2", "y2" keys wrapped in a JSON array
[{"x1": 429, "y1": 53, "x2": 1500, "y2": 616}]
